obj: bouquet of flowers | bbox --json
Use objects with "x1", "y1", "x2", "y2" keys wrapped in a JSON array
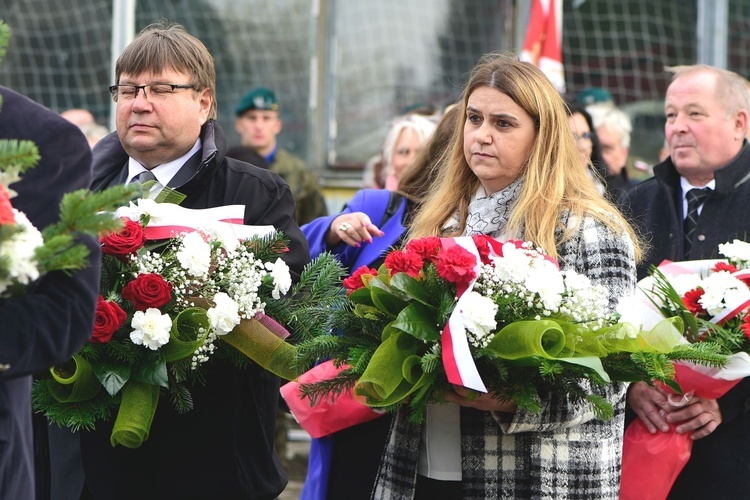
[
  {"x1": 620, "y1": 243, "x2": 750, "y2": 500},
  {"x1": 0, "y1": 138, "x2": 134, "y2": 297},
  {"x1": 33, "y1": 199, "x2": 345, "y2": 448},
  {"x1": 287, "y1": 235, "x2": 722, "y2": 430}
]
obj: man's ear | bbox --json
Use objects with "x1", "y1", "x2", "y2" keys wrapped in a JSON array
[
  {"x1": 735, "y1": 109, "x2": 749, "y2": 141},
  {"x1": 197, "y1": 88, "x2": 213, "y2": 125}
]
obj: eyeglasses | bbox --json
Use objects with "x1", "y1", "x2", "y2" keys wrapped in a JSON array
[
  {"x1": 109, "y1": 83, "x2": 195, "y2": 102},
  {"x1": 573, "y1": 131, "x2": 593, "y2": 141}
]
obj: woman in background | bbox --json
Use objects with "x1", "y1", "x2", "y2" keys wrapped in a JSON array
[{"x1": 300, "y1": 107, "x2": 457, "y2": 500}]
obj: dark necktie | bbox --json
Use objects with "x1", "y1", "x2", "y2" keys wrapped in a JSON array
[
  {"x1": 683, "y1": 187, "x2": 712, "y2": 258},
  {"x1": 131, "y1": 170, "x2": 157, "y2": 185}
]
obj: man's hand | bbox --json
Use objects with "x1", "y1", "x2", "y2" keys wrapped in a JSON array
[
  {"x1": 665, "y1": 395, "x2": 722, "y2": 440},
  {"x1": 627, "y1": 381, "x2": 671, "y2": 433}
]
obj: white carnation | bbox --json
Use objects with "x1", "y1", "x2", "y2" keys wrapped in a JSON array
[
  {"x1": 461, "y1": 291, "x2": 498, "y2": 348},
  {"x1": 176, "y1": 231, "x2": 212, "y2": 277},
  {"x1": 719, "y1": 239, "x2": 750, "y2": 267},
  {"x1": 207, "y1": 292, "x2": 241, "y2": 335},
  {"x1": 130, "y1": 308, "x2": 172, "y2": 350},
  {"x1": 0, "y1": 209, "x2": 43, "y2": 294},
  {"x1": 266, "y1": 258, "x2": 292, "y2": 299}
]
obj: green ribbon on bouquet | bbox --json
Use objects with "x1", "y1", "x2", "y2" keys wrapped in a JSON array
[
  {"x1": 188, "y1": 297, "x2": 300, "y2": 380},
  {"x1": 486, "y1": 320, "x2": 611, "y2": 382},
  {"x1": 161, "y1": 307, "x2": 211, "y2": 362},
  {"x1": 47, "y1": 355, "x2": 102, "y2": 403},
  {"x1": 110, "y1": 380, "x2": 160, "y2": 448},
  {"x1": 355, "y1": 330, "x2": 435, "y2": 407}
]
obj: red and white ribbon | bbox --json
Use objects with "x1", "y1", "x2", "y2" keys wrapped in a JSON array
[
  {"x1": 115, "y1": 201, "x2": 274, "y2": 240},
  {"x1": 440, "y1": 237, "x2": 491, "y2": 392}
]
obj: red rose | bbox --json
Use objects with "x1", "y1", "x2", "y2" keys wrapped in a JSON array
[
  {"x1": 712, "y1": 262, "x2": 739, "y2": 274},
  {"x1": 405, "y1": 237, "x2": 442, "y2": 262},
  {"x1": 121, "y1": 273, "x2": 173, "y2": 311},
  {"x1": 434, "y1": 245, "x2": 476, "y2": 284},
  {"x1": 91, "y1": 296, "x2": 126, "y2": 343},
  {"x1": 384, "y1": 250, "x2": 423, "y2": 278},
  {"x1": 0, "y1": 185, "x2": 15, "y2": 225},
  {"x1": 101, "y1": 218, "x2": 146, "y2": 259},
  {"x1": 342, "y1": 265, "x2": 379, "y2": 294},
  {"x1": 682, "y1": 288, "x2": 707, "y2": 316}
]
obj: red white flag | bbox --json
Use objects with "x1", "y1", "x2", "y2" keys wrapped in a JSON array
[{"x1": 520, "y1": 0, "x2": 565, "y2": 93}]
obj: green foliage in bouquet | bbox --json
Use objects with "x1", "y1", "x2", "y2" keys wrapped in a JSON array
[
  {"x1": 293, "y1": 236, "x2": 727, "y2": 422},
  {"x1": 33, "y1": 206, "x2": 347, "y2": 444}
]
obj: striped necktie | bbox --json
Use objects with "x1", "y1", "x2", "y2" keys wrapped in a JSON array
[{"x1": 683, "y1": 187, "x2": 712, "y2": 258}]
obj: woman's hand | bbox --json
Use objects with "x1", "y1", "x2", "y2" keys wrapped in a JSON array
[
  {"x1": 325, "y1": 212, "x2": 385, "y2": 248},
  {"x1": 443, "y1": 384, "x2": 517, "y2": 413}
]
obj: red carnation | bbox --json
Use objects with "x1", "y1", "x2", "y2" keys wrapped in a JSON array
[
  {"x1": 384, "y1": 250, "x2": 424, "y2": 278},
  {"x1": 343, "y1": 265, "x2": 379, "y2": 294},
  {"x1": 405, "y1": 237, "x2": 442, "y2": 262},
  {"x1": 434, "y1": 245, "x2": 477, "y2": 284},
  {"x1": 91, "y1": 296, "x2": 127, "y2": 343},
  {"x1": 682, "y1": 288, "x2": 707, "y2": 316},
  {"x1": 713, "y1": 261, "x2": 739, "y2": 274},
  {"x1": 0, "y1": 185, "x2": 15, "y2": 225},
  {"x1": 101, "y1": 218, "x2": 146, "y2": 259},
  {"x1": 121, "y1": 273, "x2": 173, "y2": 311},
  {"x1": 742, "y1": 315, "x2": 750, "y2": 341}
]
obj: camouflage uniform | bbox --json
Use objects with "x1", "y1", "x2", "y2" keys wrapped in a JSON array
[{"x1": 271, "y1": 148, "x2": 327, "y2": 225}]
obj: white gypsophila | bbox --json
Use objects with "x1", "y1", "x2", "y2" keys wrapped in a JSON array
[
  {"x1": 207, "y1": 292, "x2": 241, "y2": 335},
  {"x1": 0, "y1": 209, "x2": 43, "y2": 294},
  {"x1": 461, "y1": 291, "x2": 498, "y2": 348},
  {"x1": 698, "y1": 271, "x2": 749, "y2": 316},
  {"x1": 266, "y1": 258, "x2": 292, "y2": 299},
  {"x1": 176, "y1": 231, "x2": 212, "y2": 277},
  {"x1": 130, "y1": 308, "x2": 172, "y2": 350},
  {"x1": 719, "y1": 239, "x2": 750, "y2": 268},
  {"x1": 559, "y1": 271, "x2": 611, "y2": 327},
  {"x1": 224, "y1": 248, "x2": 267, "y2": 317}
]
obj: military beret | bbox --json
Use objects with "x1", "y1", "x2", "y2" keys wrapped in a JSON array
[{"x1": 236, "y1": 87, "x2": 279, "y2": 115}]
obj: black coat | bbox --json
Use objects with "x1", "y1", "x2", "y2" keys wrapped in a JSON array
[
  {"x1": 619, "y1": 145, "x2": 750, "y2": 499},
  {"x1": 0, "y1": 86, "x2": 100, "y2": 500},
  {"x1": 82, "y1": 120, "x2": 310, "y2": 500}
]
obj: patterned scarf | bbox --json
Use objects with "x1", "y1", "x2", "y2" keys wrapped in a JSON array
[{"x1": 445, "y1": 177, "x2": 524, "y2": 238}]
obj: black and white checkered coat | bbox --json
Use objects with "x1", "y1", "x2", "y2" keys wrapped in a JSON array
[{"x1": 372, "y1": 213, "x2": 637, "y2": 500}]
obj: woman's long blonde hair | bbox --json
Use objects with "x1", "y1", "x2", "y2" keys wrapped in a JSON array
[{"x1": 408, "y1": 53, "x2": 642, "y2": 261}]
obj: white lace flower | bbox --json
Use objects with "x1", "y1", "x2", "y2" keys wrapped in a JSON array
[
  {"x1": 130, "y1": 308, "x2": 172, "y2": 350},
  {"x1": 266, "y1": 258, "x2": 292, "y2": 299},
  {"x1": 176, "y1": 231, "x2": 212, "y2": 277},
  {"x1": 207, "y1": 292, "x2": 241, "y2": 335},
  {"x1": 461, "y1": 291, "x2": 498, "y2": 347}
]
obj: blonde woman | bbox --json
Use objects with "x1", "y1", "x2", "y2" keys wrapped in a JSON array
[{"x1": 373, "y1": 53, "x2": 642, "y2": 500}]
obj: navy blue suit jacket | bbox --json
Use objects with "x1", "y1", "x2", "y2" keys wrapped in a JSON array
[{"x1": 0, "y1": 87, "x2": 100, "y2": 499}]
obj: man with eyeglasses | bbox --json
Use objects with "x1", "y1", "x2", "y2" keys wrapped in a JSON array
[{"x1": 82, "y1": 21, "x2": 309, "y2": 500}]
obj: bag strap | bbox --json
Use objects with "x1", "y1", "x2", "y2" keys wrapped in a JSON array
[{"x1": 379, "y1": 191, "x2": 404, "y2": 227}]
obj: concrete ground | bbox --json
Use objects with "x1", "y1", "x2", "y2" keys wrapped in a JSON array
[{"x1": 277, "y1": 422, "x2": 311, "y2": 500}]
